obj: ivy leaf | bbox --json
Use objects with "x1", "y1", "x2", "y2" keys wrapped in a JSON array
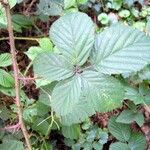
[
  {"x1": 0, "y1": 69, "x2": 14, "y2": 87},
  {"x1": 116, "y1": 110, "x2": 144, "y2": 127},
  {"x1": 0, "y1": 53, "x2": 12, "y2": 67},
  {"x1": 50, "y1": 12, "x2": 95, "y2": 66},
  {"x1": 128, "y1": 132, "x2": 147, "y2": 150},
  {"x1": 62, "y1": 124, "x2": 81, "y2": 139},
  {"x1": 110, "y1": 142, "x2": 130, "y2": 150},
  {"x1": 51, "y1": 75, "x2": 82, "y2": 116},
  {"x1": 108, "y1": 117, "x2": 131, "y2": 142},
  {"x1": 91, "y1": 24, "x2": 150, "y2": 75},
  {"x1": 0, "y1": 140, "x2": 24, "y2": 150},
  {"x1": 81, "y1": 70, "x2": 124, "y2": 112},
  {"x1": 34, "y1": 53, "x2": 74, "y2": 82}
]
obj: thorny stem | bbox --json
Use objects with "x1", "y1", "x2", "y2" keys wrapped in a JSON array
[
  {"x1": 1, "y1": 1, "x2": 32, "y2": 149},
  {"x1": 1, "y1": 122, "x2": 21, "y2": 133}
]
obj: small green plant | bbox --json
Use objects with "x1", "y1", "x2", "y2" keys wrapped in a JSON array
[
  {"x1": 98, "y1": 13, "x2": 109, "y2": 24},
  {"x1": 119, "y1": 9, "x2": 130, "y2": 18},
  {"x1": 63, "y1": 120, "x2": 108, "y2": 150}
]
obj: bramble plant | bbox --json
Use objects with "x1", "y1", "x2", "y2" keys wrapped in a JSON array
[
  {"x1": 1, "y1": 0, "x2": 150, "y2": 149},
  {"x1": 34, "y1": 12, "x2": 150, "y2": 125}
]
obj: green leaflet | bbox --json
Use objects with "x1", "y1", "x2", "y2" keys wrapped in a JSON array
[
  {"x1": 0, "y1": 0, "x2": 17, "y2": 26},
  {"x1": 109, "y1": 133, "x2": 146, "y2": 150},
  {"x1": 64, "y1": 0, "x2": 76, "y2": 9},
  {"x1": 38, "y1": 82, "x2": 57, "y2": 106},
  {"x1": 25, "y1": 47, "x2": 44, "y2": 61},
  {"x1": 116, "y1": 109, "x2": 144, "y2": 127},
  {"x1": 0, "y1": 140, "x2": 24, "y2": 150},
  {"x1": 110, "y1": 142, "x2": 130, "y2": 150},
  {"x1": 12, "y1": 14, "x2": 33, "y2": 28},
  {"x1": 0, "y1": 53, "x2": 12, "y2": 67},
  {"x1": 81, "y1": 70, "x2": 124, "y2": 112},
  {"x1": 60, "y1": 95, "x2": 95, "y2": 125},
  {"x1": 108, "y1": 117, "x2": 131, "y2": 142},
  {"x1": 32, "y1": 117, "x2": 51, "y2": 136},
  {"x1": 0, "y1": 69, "x2": 14, "y2": 88},
  {"x1": 62, "y1": 124, "x2": 81, "y2": 139},
  {"x1": 9, "y1": 0, "x2": 17, "y2": 8},
  {"x1": 38, "y1": 38, "x2": 53, "y2": 51},
  {"x1": 50, "y1": 12, "x2": 95, "y2": 66},
  {"x1": 91, "y1": 24, "x2": 150, "y2": 74},
  {"x1": 26, "y1": 38, "x2": 53, "y2": 87},
  {"x1": 128, "y1": 132, "x2": 146, "y2": 150},
  {"x1": 51, "y1": 75, "x2": 82, "y2": 116},
  {"x1": 34, "y1": 53, "x2": 74, "y2": 82},
  {"x1": 124, "y1": 86, "x2": 144, "y2": 105}
]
